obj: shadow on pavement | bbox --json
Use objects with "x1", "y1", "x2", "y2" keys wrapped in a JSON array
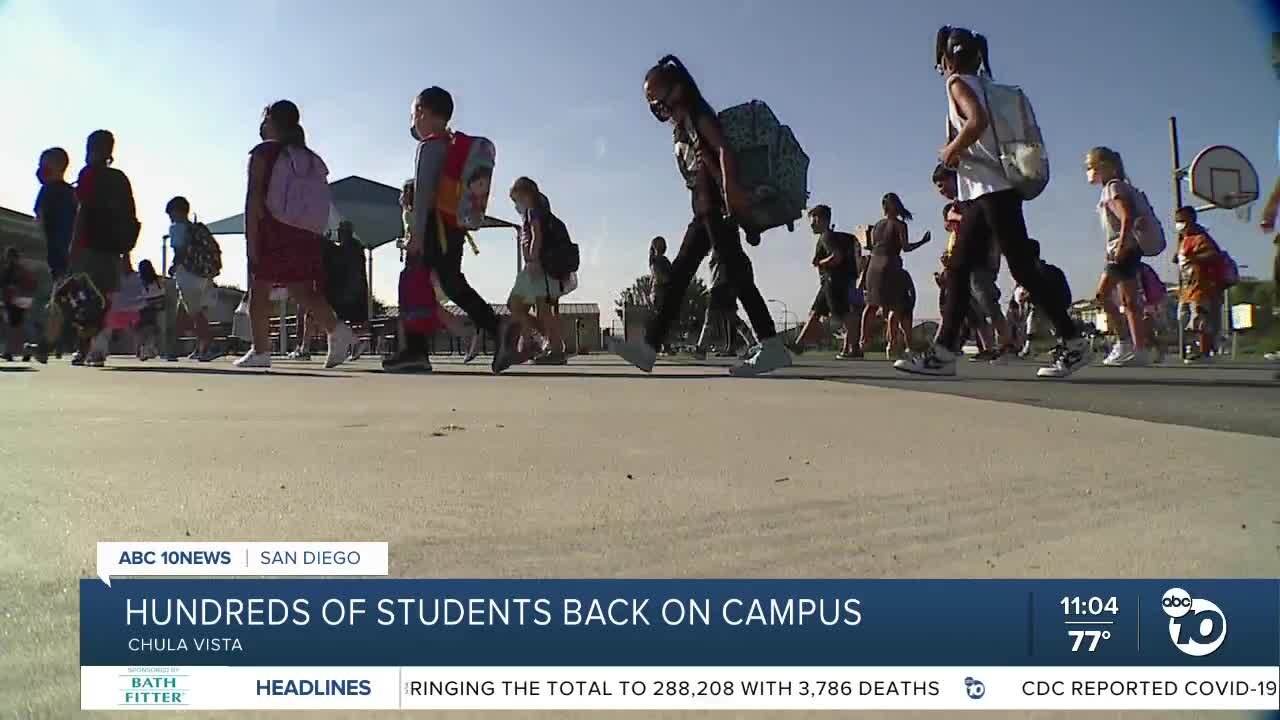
[
  {"x1": 0, "y1": 365, "x2": 36, "y2": 372},
  {"x1": 105, "y1": 366, "x2": 347, "y2": 379},
  {"x1": 995, "y1": 375, "x2": 1280, "y2": 390}
]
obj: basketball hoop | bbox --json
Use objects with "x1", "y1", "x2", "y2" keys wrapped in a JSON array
[{"x1": 1188, "y1": 145, "x2": 1259, "y2": 211}]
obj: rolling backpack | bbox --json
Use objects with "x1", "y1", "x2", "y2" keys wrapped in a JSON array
[
  {"x1": 51, "y1": 273, "x2": 107, "y2": 335},
  {"x1": 538, "y1": 212, "x2": 579, "y2": 281},
  {"x1": 716, "y1": 100, "x2": 810, "y2": 239},
  {"x1": 398, "y1": 264, "x2": 447, "y2": 334},
  {"x1": 181, "y1": 220, "x2": 222, "y2": 279},
  {"x1": 961, "y1": 78, "x2": 1051, "y2": 201},
  {"x1": 266, "y1": 145, "x2": 332, "y2": 235},
  {"x1": 435, "y1": 132, "x2": 496, "y2": 232}
]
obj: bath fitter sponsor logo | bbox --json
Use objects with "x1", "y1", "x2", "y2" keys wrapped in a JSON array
[{"x1": 119, "y1": 667, "x2": 188, "y2": 707}]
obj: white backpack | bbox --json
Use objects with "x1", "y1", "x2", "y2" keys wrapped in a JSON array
[
  {"x1": 974, "y1": 78, "x2": 1050, "y2": 201},
  {"x1": 266, "y1": 146, "x2": 332, "y2": 235},
  {"x1": 1107, "y1": 180, "x2": 1167, "y2": 257}
]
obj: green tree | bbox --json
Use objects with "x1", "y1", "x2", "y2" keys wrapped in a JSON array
[{"x1": 614, "y1": 274, "x2": 710, "y2": 343}]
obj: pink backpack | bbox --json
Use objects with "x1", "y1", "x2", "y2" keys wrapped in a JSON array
[
  {"x1": 266, "y1": 144, "x2": 331, "y2": 235},
  {"x1": 1138, "y1": 263, "x2": 1167, "y2": 309}
]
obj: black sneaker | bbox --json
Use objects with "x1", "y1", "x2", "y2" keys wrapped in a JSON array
[
  {"x1": 28, "y1": 343, "x2": 48, "y2": 364},
  {"x1": 1036, "y1": 339, "x2": 1091, "y2": 379},
  {"x1": 381, "y1": 351, "x2": 432, "y2": 373},
  {"x1": 491, "y1": 318, "x2": 520, "y2": 375},
  {"x1": 0, "y1": 352, "x2": 12, "y2": 362},
  {"x1": 691, "y1": 347, "x2": 707, "y2": 361},
  {"x1": 70, "y1": 351, "x2": 86, "y2": 367}
]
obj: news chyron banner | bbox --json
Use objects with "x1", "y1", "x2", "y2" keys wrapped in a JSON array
[{"x1": 81, "y1": 546, "x2": 1278, "y2": 711}]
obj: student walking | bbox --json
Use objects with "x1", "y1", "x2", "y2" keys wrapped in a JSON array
[
  {"x1": 235, "y1": 100, "x2": 355, "y2": 369},
  {"x1": 68, "y1": 130, "x2": 141, "y2": 367},
  {"x1": 791, "y1": 205, "x2": 863, "y2": 359},
  {"x1": 32, "y1": 147, "x2": 77, "y2": 362},
  {"x1": 933, "y1": 164, "x2": 1012, "y2": 363},
  {"x1": 693, "y1": 249, "x2": 757, "y2": 359},
  {"x1": 897, "y1": 27, "x2": 1088, "y2": 378},
  {"x1": 1, "y1": 248, "x2": 36, "y2": 361},
  {"x1": 165, "y1": 196, "x2": 222, "y2": 361},
  {"x1": 1086, "y1": 146, "x2": 1159, "y2": 367},
  {"x1": 648, "y1": 236, "x2": 675, "y2": 355},
  {"x1": 1173, "y1": 206, "x2": 1224, "y2": 363},
  {"x1": 507, "y1": 177, "x2": 569, "y2": 366},
  {"x1": 860, "y1": 193, "x2": 930, "y2": 357},
  {"x1": 384, "y1": 86, "x2": 515, "y2": 373},
  {"x1": 613, "y1": 55, "x2": 788, "y2": 376}
]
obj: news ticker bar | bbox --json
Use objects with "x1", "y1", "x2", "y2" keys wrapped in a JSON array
[{"x1": 82, "y1": 666, "x2": 1278, "y2": 711}]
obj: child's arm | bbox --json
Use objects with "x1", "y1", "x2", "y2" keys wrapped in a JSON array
[
  {"x1": 409, "y1": 140, "x2": 447, "y2": 255},
  {"x1": 903, "y1": 231, "x2": 933, "y2": 252},
  {"x1": 1260, "y1": 175, "x2": 1280, "y2": 233},
  {"x1": 1105, "y1": 185, "x2": 1136, "y2": 255},
  {"x1": 940, "y1": 78, "x2": 988, "y2": 168},
  {"x1": 245, "y1": 151, "x2": 270, "y2": 263},
  {"x1": 695, "y1": 114, "x2": 747, "y2": 214},
  {"x1": 527, "y1": 215, "x2": 544, "y2": 268}
]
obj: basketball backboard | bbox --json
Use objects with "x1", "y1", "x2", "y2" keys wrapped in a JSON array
[{"x1": 1188, "y1": 145, "x2": 1259, "y2": 209}]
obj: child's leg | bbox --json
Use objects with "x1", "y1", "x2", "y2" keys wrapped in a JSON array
[{"x1": 1117, "y1": 279, "x2": 1148, "y2": 351}]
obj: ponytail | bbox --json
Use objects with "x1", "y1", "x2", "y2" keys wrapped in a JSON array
[
  {"x1": 935, "y1": 26, "x2": 992, "y2": 78},
  {"x1": 646, "y1": 55, "x2": 714, "y2": 117},
  {"x1": 882, "y1": 192, "x2": 913, "y2": 222}
]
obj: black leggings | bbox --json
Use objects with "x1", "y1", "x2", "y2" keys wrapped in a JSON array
[
  {"x1": 938, "y1": 190, "x2": 1076, "y2": 351},
  {"x1": 645, "y1": 214, "x2": 775, "y2": 348}
]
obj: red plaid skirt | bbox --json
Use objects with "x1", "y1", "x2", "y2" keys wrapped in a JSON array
[{"x1": 251, "y1": 215, "x2": 323, "y2": 286}]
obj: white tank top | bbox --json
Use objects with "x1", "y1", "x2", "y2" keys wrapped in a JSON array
[{"x1": 946, "y1": 74, "x2": 1012, "y2": 201}]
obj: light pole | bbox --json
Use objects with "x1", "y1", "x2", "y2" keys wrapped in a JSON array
[{"x1": 767, "y1": 298, "x2": 788, "y2": 335}]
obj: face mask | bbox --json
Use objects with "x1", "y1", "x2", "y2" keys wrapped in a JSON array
[
  {"x1": 410, "y1": 126, "x2": 421, "y2": 142},
  {"x1": 1175, "y1": 222, "x2": 1187, "y2": 233}
]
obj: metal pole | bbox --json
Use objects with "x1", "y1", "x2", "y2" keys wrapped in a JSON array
[
  {"x1": 367, "y1": 248, "x2": 374, "y2": 322},
  {"x1": 1170, "y1": 117, "x2": 1185, "y2": 360}
]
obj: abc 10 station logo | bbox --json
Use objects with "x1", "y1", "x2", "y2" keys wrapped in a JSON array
[{"x1": 1160, "y1": 588, "x2": 1227, "y2": 657}]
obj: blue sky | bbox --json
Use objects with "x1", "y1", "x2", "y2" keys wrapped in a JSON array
[{"x1": 1, "y1": 0, "x2": 1276, "y2": 327}]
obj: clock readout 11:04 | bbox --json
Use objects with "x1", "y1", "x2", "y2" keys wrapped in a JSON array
[{"x1": 1060, "y1": 596, "x2": 1120, "y2": 616}]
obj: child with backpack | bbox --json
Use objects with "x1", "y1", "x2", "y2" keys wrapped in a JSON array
[
  {"x1": 611, "y1": 55, "x2": 788, "y2": 376},
  {"x1": 166, "y1": 196, "x2": 222, "y2": 362},
  {"x1": 507, "y1": 177, "x2": 571, "y2": 366},
  {"x1": 385, "y1": 86, "x2": 515, "y2": 374},
  {"x1": 237, "y1": 100, "x2": 355, "y2": 370},
  {"x1": 1174, "y1": 205, "x2": 1225, "y2": 363},
  {"x1": 69, "y1": 130, "x2": 141, "y2": 367},
  {"x1": 897, "y1": 27, "x2": 1089, "y2": 379},
  {"x1": 1086, "y1": 146, "x2": 1163, "y2": 367}
]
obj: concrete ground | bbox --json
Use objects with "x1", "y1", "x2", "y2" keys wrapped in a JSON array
[{"x1": 1, "y1": 354, "x2": 1277, "y2": 720}]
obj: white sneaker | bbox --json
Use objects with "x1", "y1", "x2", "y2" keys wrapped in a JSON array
[
  {"x1": 893, "y1": 345, "x2": 957, "y2": 377},
  {"x1": 729, "y1": 336, "x2": 792, "y2": 376},
  {"x1": 1037, "y1": 338, "x2": 1091, "y2": 378},
  {"x1": 325, "y1": 323, "x2": 355, "y2": 369},
  {"x1": 287, "y1": 348, "x2": 310, "y2": 360},
  {"x1": 233, "y1": 350, "x2": 271, "y2": 369},
  {"x1": 1103, "y1": 342, "x2": 1134, "y2": 367},
  {"x1": 608, "y1": 336, "x2": 657, "y2": 373},
  {"x1": 1263, "y1": 351, "x2": 1280, "y2": 363}
]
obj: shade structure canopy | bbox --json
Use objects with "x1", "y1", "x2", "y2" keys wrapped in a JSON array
[{"x1": 204, "y1": 175, "x2": 519, "y2": 250}]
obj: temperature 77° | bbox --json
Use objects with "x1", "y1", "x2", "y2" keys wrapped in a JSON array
[{"x1": 1068, "y1": 629, "x2": 1111, "y2": 652}]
